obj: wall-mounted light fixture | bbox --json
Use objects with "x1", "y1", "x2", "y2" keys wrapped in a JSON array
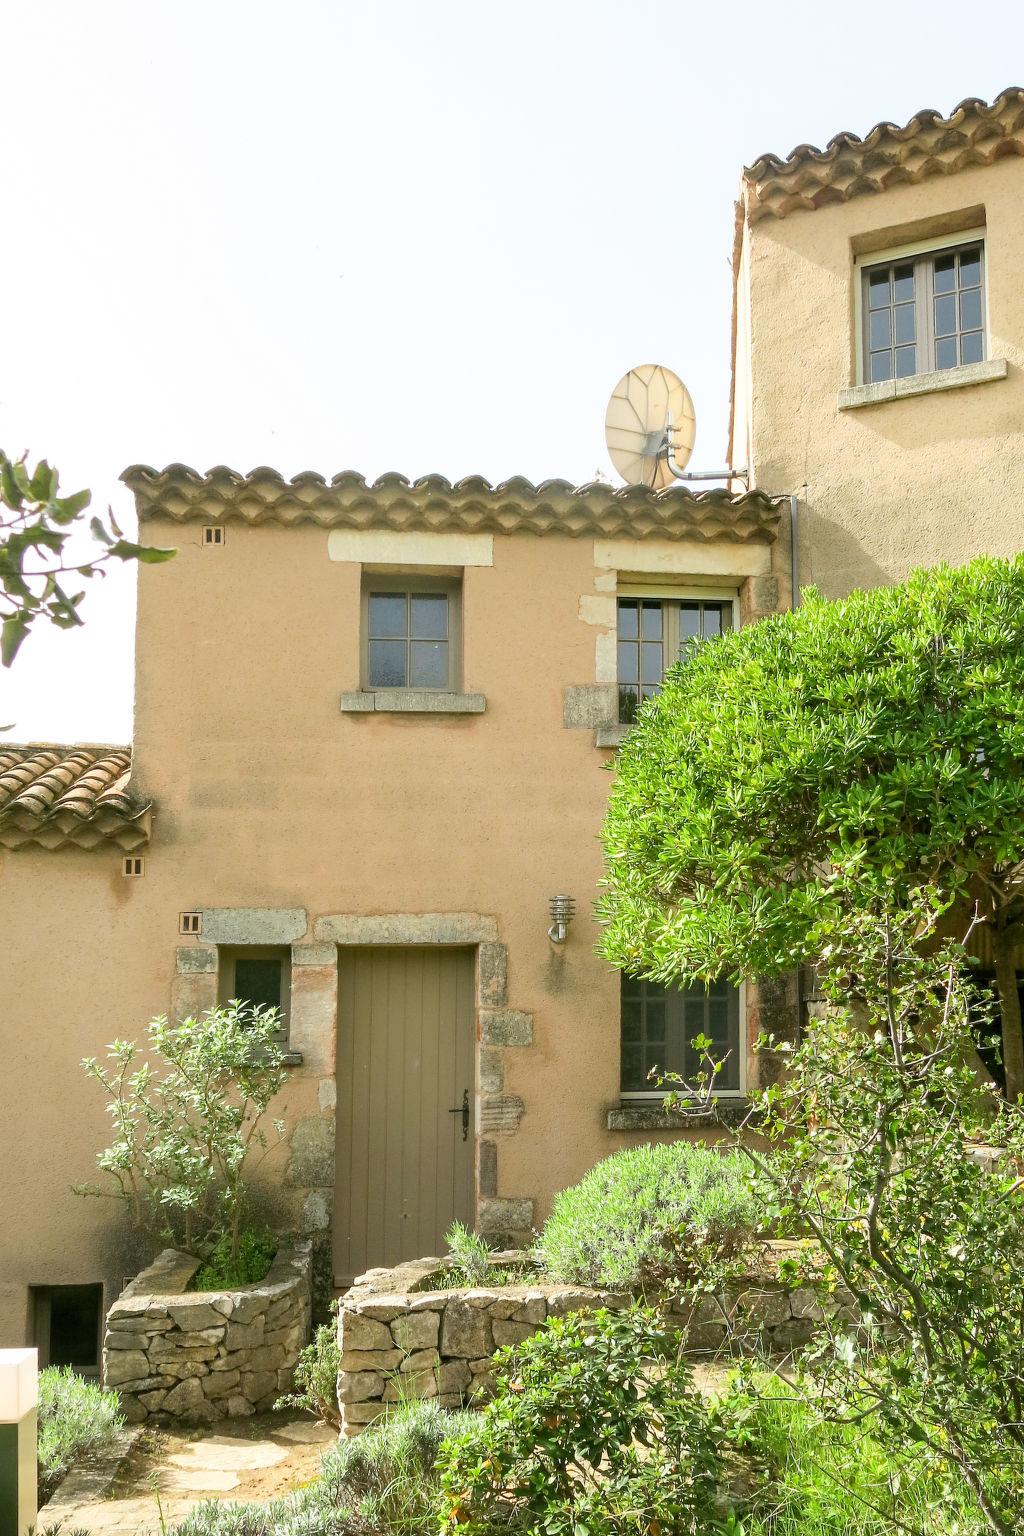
[
  {"x1": 548, "y1": 895, "x2": 576, "y2": 945},
  {"x1": 0, "y1": 1348, "x2": 37, "y2": 1534}
]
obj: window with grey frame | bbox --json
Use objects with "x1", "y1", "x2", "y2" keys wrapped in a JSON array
[
  {"x1": 862, "y1": 241, "x2": 985, "y2": 384},
  {"x1": 620, "y1": 973, "x2": 741, "y2": 1096},
  {"x1": 364, "y1": 581, "x2": 459, "y2": 691},
  {"x1": 617, "y1": 596, "x2": 732, "y2": 724}
]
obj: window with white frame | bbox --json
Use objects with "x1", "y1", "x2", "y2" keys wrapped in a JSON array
[
  {"x1": 362, "y1": 577, "x2": 461, "y2": 691},
  {"x1": 616, "y1": 595, "x2": 732, "y2": 724},
  {"x1": 620, "y1": 973, "x2": 742, "y2": 1096},
  {"x1": 860, "y1": 238, "x2": 985, "y2": 384}
]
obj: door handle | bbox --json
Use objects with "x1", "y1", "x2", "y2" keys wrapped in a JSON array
[{"x1": 448, "y1": 1089, "x2": 469, "y2": 1141}]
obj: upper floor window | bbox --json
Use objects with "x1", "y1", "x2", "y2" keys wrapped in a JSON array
[
  {"x1": 620, "y1": 973, "x2": 742, "y2": 1097},
  {"x1": 363, "y1": 578, "x2": 460, "y2": 691},
  {"x1": 861, "y1": 239, "x2": 985, "y2": 384},
  {"x1": 617, "y1": 596, "x2": 732, "y2": 724}
]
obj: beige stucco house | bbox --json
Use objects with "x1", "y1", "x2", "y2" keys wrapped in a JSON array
[{"x1": 2, "y1": 85, "x2": 1023, "y2": 1370}]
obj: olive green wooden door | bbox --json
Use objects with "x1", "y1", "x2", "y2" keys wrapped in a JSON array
[{"x1": 334, "y1": 947, "x2": 476, "y2": 1285}]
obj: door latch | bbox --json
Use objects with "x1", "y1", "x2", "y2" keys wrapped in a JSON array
[{"x1": 448, "y1": 1088, "x2": 469, "y2": 1142}]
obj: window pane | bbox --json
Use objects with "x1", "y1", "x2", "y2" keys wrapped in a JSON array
[
  {"x1": 702, "y1": 606, "x2": 722, "y2": 637},
  {"x1": 644, "y1": 1001, "x2": 666, "y2": 1043},
  {"x1": 895, "y1": 346, "x2": 916, "y2": 378},
  {"x1": 933, "y1": 254, "x2": 956, "y2": 293},
  {"x1": 410, "y1": 641, "x2": 448, "y2": 689},
  {"x1": 640, "y1": 642, "x2": 664, "y2": 685},
  {"x1": 368, "y1": 639, "x2": 406, "y2": 687},
  {"x1": 870, "y1": 351, "x2": 893, "y2": 382},
  {"x1": 935, "y1": 336, "x2": 958, "y2": 370},
  {"x1": 617, "y1": 641, "x2": 639, "y2": 683},
  {"x1": 869, "y1": 309, "x2": 892, "y2": 350},
  {"x1": 410, "y1": 594, "x2": 447, "y2": 639},
  {"x1": 679, "y1": 605, "x2": 701, "y2": 639},
  {"x1": 621, "y1": 999, "x2": 642, "y2": 1042},
  {"x1": 233, "y1": 958, "x2": 282, "y2": 1013},
  {"x1": 618, "y1": 686, "x2": 639, "y2": 724},
  {"x1": 893, "y1": 265, "x2": 914, "y2": 303},
  {"x1": 961, "y1": 330, "x2": 984, "y2": 364},
  {"x1": 894, "y1": 303, "x2": 915, "y2": 344},
  {"x1": 934, "y1": 294, "x2": 956, "y2": 336},
  {"x1": 960, "y1": 288, "x2": 982, "y2": 331},
  {"x1": 868, "y1": 269, "x2": 891, "y2": 307},
  {"x1": 621, "y1": 1045, "x2": 644, "y2": 1092},
  {"x1": 959, "y1": 249, "x2": 981, "y2": 287},
  {"x1": 640, "y1": 602, "x2": 663, "y2": 640},
  {"x1": 368, "y1": 593, "x2": 406, "y2": 638},
  {"x1": 617, "y1": 599, "x2": 639, "y2": 639}
]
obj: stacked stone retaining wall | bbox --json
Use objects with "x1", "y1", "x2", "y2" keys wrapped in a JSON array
[
  {"x1": 104, "y1": 1241, "x2": 312, "y2": 1423},
  {"x1": 337, "y1": 1246, "x2": 851, "y2": 1435}
]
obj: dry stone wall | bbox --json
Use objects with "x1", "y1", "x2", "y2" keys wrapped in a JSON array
[
  {"x1": 338, "y1": 1246, "x2": 850, "y2": 1435},
  {"x1": 104, "y1": 1241, "x2": 312, "y2": 1424}
]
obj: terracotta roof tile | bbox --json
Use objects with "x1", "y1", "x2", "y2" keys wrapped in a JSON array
[
  {"x1": 0, "y1": 745, "x2": 151, "y2": 851},
  {"x1": 121, "y1": 465, "x2": 784, "y2": 545},
  {"x1": 743, "y1": 86, "x2": 1024, "y2": 222}
]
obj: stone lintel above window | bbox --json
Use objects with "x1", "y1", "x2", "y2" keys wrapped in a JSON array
[{"x1": 339, "y1": 690, "x2": 486, "y2": 714}]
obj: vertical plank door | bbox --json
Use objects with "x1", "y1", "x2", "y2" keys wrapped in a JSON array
[{"x1": 334, "y1": 946, "x2": 475, "y2": 1285}]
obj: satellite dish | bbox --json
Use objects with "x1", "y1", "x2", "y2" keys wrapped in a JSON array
[{"x1": 604, "y1": 364, "x2": 696, "y2": 489}]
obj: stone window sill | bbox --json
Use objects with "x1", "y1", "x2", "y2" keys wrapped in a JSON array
[
  {"x1": 838, "y1": 356, "x2": 1007, "y2": 411},
  {"x1": 608, "y1": 1099, "x2": 751, "y2": 1131},
  {"x1": 340, "y1": 690, "x2": 486, "y2": 715},
  {"x1": 595, "y1": 723, "x2": 631, "y2": 749}
]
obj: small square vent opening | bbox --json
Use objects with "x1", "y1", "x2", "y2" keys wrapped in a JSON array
[
  {"x1": 203, "y1": 525, "x2": 225, "y2": 546},
  {"x1": 122, "y1": 855, "x2": 145, "y2": 877},
  {"x1": 180, "y1": 911, "x2": 203, "y2": 935}
]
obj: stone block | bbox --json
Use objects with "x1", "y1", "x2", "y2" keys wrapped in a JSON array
[
  {"x1": 478, "y1": 1198, "x2": 534, "y2": 1243},
  {"x1": 350, "y1": 1298, "x2": 410, "y2": 1321},
  {"x1": 478, "y1": 1047, "x2": 504, "y2": 1096},
  {"x1": 138, "y1": 1390, "x2": 168, "y2": 1411},
  {"x1": 105, "y1": 1351, "x2": 150, "y2": 1386},
  {"x1": 175, "y1": 945, "x2": 218, "y2": 974},
  {"x1": 203, "y1": 1370, "x2": 241, "y2": 1399},
  {"x1": 168, "y1": 1301, "x2": 226, "y2": 1331},
  {"x1": 436, "y1": 1360, "x2": 472, "y2": 1395},
  {"x1": 736, "y1": 1289, "x2": 791, "y2": 1328},
  {"x1": 120, "y1": 1397, "x2": 149, "y2": 1423},
  {"x1": 391, "y1": 1311, "x2": 440, "y2": 1353},
  {"x1": 479, "y1": 1009, "x2": 533, "y2": 1047},
  {"x1": 479, "y1": 1095, "x2": 525, "y2": 1134},
  {"x1": 227, "y1": 1396, "x2": 256, "y2": 1417},
  {"x1": 342, "y1": 1400, "x2": 388, "y2": 1426},
  {"x1": 226, "y1": 1294, "x2": 266, "y2": 1326},
  {"x1": 384, "y1": 1371, "x2": 436, "y2": 1401},
  {"x1": 478, "y1": 944, "x2": 508, "y2": 1008},
  {"x1": 242, "y1": 1370, "x2": 277, "y2": 1404},
  {"x1": 225, "y1": 1318, "x2": 266, "y2": 1350},
  {"x1": 545, "y1": 1289, "x2": 601, "y2": 1318},
  {"x1": 511, "y1": 1297, "x2": 548, "y2": 1325},
  {"x1": 303, "y1": 1189, "x2": 331, "y2": 1232},
  {"x1": 789, "y1": 1289, "x2": 828, "y2": 1321},
  {"x1": 399, "y1": 1349, "x2": 439, "y2": 1373},
  {"x1": 340, "y1": 1351, "x2": 405, "y2": 1376},
  {"x1": 247, "y1": 1344, "x2": 286, "y2": 1373},
  {"x1": 339, "y1": 1370, "x2": 386, "y2": 1404},
  {"x1": 562, "y1": 683, "x2": 618, "y2": 728},
  {"x1": 155, "y1": 1360, "x2": 213, "y2": 1380},
  {"x1": 162, "y1": 1378, "x2": 206, "y2": 1416},
  {"x1": 174, "y1": 1327, "x2": 225, "y2": 1347},
  {"x1": 441, "y1": 1299, "x2": 493, "y2": 1359},
  {"x1": 287, "y1": 1114, "x2": 336, "y2": 1188},
  {"x1": 114, "y1": 1377, "x2": 166, "y2": 1395},
  {"x1": 342, "y1": 1313, "x2": 394, "y2": 1352},
  {"x1": 200, "y1": 907, "x2": 308, "y2": 945},
  {"x1": 493, "y1": 1319, "x2": 541, "y2": 1347}
]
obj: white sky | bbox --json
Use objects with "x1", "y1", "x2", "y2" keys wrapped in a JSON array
[{"x1": 4, "y1": 1, "x2": 1021, "y2": 742}]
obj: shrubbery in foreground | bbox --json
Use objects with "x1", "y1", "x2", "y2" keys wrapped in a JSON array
[
  {"x1": 537, "y1": 1138, "x2": 759, "y2": 1289},
  {"x1": 38, "y1": 1366, "x2": 123, "y2": 1500}
]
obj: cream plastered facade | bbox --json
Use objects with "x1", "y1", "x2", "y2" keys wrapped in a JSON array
[
  {"x1": 0, "y1": 484, "x2": 790, "y2": 1342},
  {"x1": 731, "y1": 151, "x2": 1024, "y2": 596}
]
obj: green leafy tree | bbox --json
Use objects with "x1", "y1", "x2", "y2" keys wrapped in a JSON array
[
  {"x1": 599, "y1": 556, "x2": 1024, "y2": 1096},
  {"x1": 437, "y1": 1305, "x2": 721, "y2": 1536},
  {"x1": 0, "y1": 449, "x2": 174, "y2": 666},
  {"x1": 78, "y1": 1004, "x2": 288, "y2": 1264},
  {"x1": 743, "y1": 906, "x2": 1024, "y2": 1536}
]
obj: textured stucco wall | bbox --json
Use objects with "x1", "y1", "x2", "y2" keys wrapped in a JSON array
[
  {"x1": 733, "y1": 155, "x2": 1024, "y2": 596},
  {"x1": 0, "y1": 513, "x2": 787, "y2": 1342}
]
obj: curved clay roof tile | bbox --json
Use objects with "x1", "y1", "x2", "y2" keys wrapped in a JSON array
[{"x1": 0, "y1": 746, "x2": 150, "y2": 852}]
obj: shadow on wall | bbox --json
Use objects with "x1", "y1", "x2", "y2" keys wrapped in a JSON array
[{"x1": 796, "y1": 500, "x2": 891, "y2": 603}]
